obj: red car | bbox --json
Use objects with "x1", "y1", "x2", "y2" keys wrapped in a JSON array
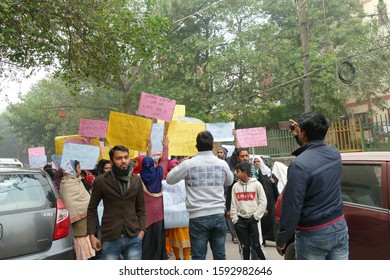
[{"x1": 275, "y1": 151, "x2": 390, "y2": 260}]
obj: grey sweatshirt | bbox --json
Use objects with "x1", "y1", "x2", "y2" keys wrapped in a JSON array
[{"x1": 166, "y1": 151, "x2": 234, "y2": 219}]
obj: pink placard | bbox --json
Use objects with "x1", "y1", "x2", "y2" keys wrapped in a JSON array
[
  {"x1": 137, "y1": 92, "x2": 176, "y2": 122},
  {"x1": 236, "y1": 127, "x2": 268, "y2": 148},
  {"x1": 78, "y1": 118, "x2": 108, "y2": 138},
  {"x1": 28, "y1": 147, "x2": 45, "y2": 157}
]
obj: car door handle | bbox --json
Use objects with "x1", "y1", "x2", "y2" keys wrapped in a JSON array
[{"x1": 0, "y1": 224, "x2": 2, "y2": 240}]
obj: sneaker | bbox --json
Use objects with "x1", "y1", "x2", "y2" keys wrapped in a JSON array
[{"x1": 232, "y1": 237, "x2": 239, "y2": 244}]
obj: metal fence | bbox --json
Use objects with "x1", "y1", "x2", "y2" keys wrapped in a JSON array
[{"x1": 253, "y1": 115, "x2": 390, "y2": 157}]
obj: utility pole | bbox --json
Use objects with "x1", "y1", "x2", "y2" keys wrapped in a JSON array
[{"x1": 297, "y1": 0, "x2": 311, "y2": 112}]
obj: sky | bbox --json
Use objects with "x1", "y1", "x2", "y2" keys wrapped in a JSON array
[{"x1": 0, "y1": 69, "x2": 48, "y2": 112}]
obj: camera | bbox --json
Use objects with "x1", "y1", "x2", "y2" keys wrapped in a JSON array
[{"x1": 289, "y1": 124, "x2": 295, "y2": 131}]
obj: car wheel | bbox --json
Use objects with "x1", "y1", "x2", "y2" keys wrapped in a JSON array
[{"x1": 284, "y1": 243, "x2": 296, "y2": 260}]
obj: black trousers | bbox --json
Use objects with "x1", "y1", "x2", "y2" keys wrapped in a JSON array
[
  {"x1": 234, "y1": 217, "x2": 265, "y2": 260},
  {"x1": 142, "y1": 220, "x2": 167, "y2": 260}
]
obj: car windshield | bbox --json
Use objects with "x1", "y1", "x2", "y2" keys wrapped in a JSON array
[{"x1": 0, "y1": 174, "x2": 49, "y2": 213}]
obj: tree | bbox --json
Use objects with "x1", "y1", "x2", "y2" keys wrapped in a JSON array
[
  {"x1": 4, "y1": 78, "x2": 120, "y2": 155},
  {"x1": 1, "y1": 0, "x2": 172, "y2": 112},
  {"x1": 135, "y1": 0, "x2": 370, "y2": 128}
]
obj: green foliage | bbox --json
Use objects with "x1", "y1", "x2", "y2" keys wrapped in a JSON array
[
  {"x1": 1, "y1": 0, "x2": 172, "y2": 112},
  {"x1": 135, "y1": 0, "x2": 373, "y2": 127},
  {"x1": 3, "y1": 0, "x2": 389, "y2": 136},
  {"x1": 4, "y1": 78, "x2": 121, "y2": 155}
]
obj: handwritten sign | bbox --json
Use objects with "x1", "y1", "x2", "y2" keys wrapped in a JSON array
[
  {"x1": 157, "y1": 104, "x2": 186, "y2": 124},
  {"x1": 28, "y1": 147, "x2": 46, "y2": 168},
  {"x1": 29, "y1": 155, "x2": 47, "y2": 168},
  {"x1": 138, "y1": 92, "x2": 176, "y2": 122},
  {"x1": 61, "y1": 143, "x2": 100, "y2": 170},
  {"x1": 28, "y1": 147, "x2": 45, "y2": 157},
  {"x1": 167, "y1": 121, "x2": 206, "y2": 156},
  {"x1": 162, "y1": 180, "x2": 189, "y2": 229},
  {"x1": 151, "y1": 123, "x2": 164, "y2": 153},
  {"x1": 236, "y1": 127, "x2": 267, "y2": 148},
  {"x1": 206, "y1": 122, "x2": 235, "y2": 142},
  {"x1": 78, "y1": 118, "x2": 108, "y2": 138},
  {"x1": 55, "y1": 135, "x2": 100, "y2": 155},
  {"x1": 106, "y1": 111, "x2": 152, "y2": 152}
]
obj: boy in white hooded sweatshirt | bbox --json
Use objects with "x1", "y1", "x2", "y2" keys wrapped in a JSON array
[{"x1": 231, "y1": 161, "x2": 267, "y2": 260}]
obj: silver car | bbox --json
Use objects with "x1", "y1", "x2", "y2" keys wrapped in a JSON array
[{"x1": 0, "y1": 168, "x2": 75, "y2": 259}]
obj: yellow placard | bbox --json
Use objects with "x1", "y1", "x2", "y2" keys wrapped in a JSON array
[
  {"x1": 167, "y1": 121, "x2": 206, "y2": 156},
  {"x1": 172, "y1": 104, "x2": 186, "y2": 120},
  {"x1": 106, "y1": 111, "x2": 152, "y2": 152},
  {"x1": 157, "y1": 104, "x2": 186, "y2": 124},
  {"x1": 55, "y1": 135, "x2": 100, "y2": 155}
]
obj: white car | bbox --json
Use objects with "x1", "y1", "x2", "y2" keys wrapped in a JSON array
[{"x1": 0, "y1": 158, "x2": 23, "y2": 168}]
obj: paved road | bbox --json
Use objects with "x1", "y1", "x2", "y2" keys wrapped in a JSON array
[
  {"x1": 217, "y1": 239, "x2": 284, "y2": 260},
  {"x1": 168, "y1": 238, "x2": 284, "y2": 260}
]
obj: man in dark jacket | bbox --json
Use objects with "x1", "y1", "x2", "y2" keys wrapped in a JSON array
[
  {"x1": 87, "y1": 145, "x2": 146, "y2": 260},
  {"x1": 276, "y1": 112, "x2": 349, "y2": 260}
]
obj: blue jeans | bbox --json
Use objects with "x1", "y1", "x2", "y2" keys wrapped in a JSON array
[
  {"x1": 189, "y1": 214, "x2": 227, "y2": 260},
  {"x1": 295, "y1": 218, "x2": 349, "y2": 260},
  {"x1": 102, "y1": 235, "x2": 142, "y2": 260}
]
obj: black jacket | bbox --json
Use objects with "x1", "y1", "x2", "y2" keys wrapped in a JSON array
[{"x1": 276, "y1": 140, "x2": 344, "y2": 247}]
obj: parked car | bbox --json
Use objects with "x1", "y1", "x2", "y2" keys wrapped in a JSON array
[
  {"x1": 275, "y1": 151, "x2": 390, "y2": 260},
  {"x1": 0, "y1": 158, "x2": 23, "y2": 168},
  {"x1": 0, "y1": 168, "x2": 75, "y2": 259}
]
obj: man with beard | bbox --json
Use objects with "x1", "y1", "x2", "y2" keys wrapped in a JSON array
[{"x1": 87, "y1": 145, "x2": 146, "y2": 260}]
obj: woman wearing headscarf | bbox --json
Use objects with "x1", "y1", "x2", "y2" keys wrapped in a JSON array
[
  {"x1": 132, "y1": 156, "x2": 143, "y2": 175},
  {"x1": 165, "y1": 159, "x2": 191, "y2": 260},
  {"x1": 58, "y1": 160, "x2": 95, "y2": 260},
  {"x1": 140, "y1": 136, "x2": 169, "y2": 260}
]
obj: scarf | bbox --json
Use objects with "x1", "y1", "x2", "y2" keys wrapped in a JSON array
[
  {"x1": 112, "y1": 166, "x2": 131, "y2": 196},
  {"x1": 140, "y1": 156, "x2": 163, "y2": 194},
  {"x1": 132, "y1": 156, "x2": 143, "y2": 174}
]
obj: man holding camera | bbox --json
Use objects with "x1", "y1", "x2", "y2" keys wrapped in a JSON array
[{"x1": 276, "y1": 112, "x2": 349, "y2": 260}]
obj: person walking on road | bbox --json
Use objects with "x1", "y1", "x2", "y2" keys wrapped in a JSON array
[
  {"x1": 231, "y1": 161, "x2": 267, "y2": 260},
  {"x1": 166, "y1": 131, "x2": 233, "y2": 260},
  {"x1": 87, "y1": 145, "x2": 146, "y2": 260}
]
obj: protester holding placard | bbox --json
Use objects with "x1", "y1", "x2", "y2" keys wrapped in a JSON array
[
  {"x1": 140, "y1": 136, "x2": 169, "y2": 260},
  {"x1": 166, "y1": 131, "x2": 234, "y2": 260}
]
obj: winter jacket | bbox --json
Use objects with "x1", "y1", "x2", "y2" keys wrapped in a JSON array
[
  {"x1": 87, "y1": 171, "x2": 146, "y2": 243},
  {"x1": 276, "y1": 140, "x2": 344, "y2": 247}
]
